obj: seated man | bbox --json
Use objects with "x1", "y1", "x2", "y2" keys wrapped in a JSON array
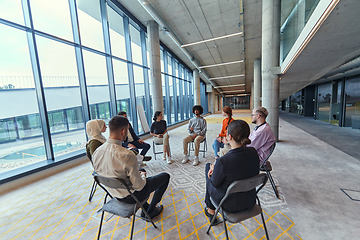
[
  {"x1": 118, "y1": 111, "x2": 151, "y2": 162},
  {"x1": 248, "y1": 106, "x2": 276, "y2": 165},
  {"x1": 92, "y1": 115, "x2": 170, "y2": 220},
  {"x1": 182, "y1": 105, "x2": 207, "y2": 166}
]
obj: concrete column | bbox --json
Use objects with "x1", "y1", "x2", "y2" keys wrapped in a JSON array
[
  {"x1": 210, "y1": 90, "x2": 216, "y2": 113},
  {"x1": 147, "y1": 21, "x2": 163, "y2": 112},
  {"x1": 250, "y1": 81, "x2": 254, "y2": 111},
  {"x1": 253, "y1": 58, "x2": 261, "y2": 109},
  {"x1": 193, "y1": 69, "x2": 201, "y2": 105},
  {"x1": 261, "y1": 0, "x2": 280, "y2": 141}
]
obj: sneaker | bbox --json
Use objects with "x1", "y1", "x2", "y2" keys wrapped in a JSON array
[
  {"x1": 182, "y1": 155, "x2": 189, "y2": 164},
  {"x1": 193, "y1": 156, "x2": 199, "y2": 166},
  {"x1": 143, "y1": 156, "x2": 152, "y2": 162},
  {"x1": 167, "y1": 157, "x2": 174, "y2": 164}
]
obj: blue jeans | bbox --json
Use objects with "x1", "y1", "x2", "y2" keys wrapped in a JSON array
[
  {"x1": 124, "y1": 140, "x2": 151, "y2": 156},
  {"x1": 212, "y1": 139, "x2": 224, "y2": 157}
]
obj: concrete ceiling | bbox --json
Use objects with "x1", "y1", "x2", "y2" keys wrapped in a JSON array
[{"x1": 115, "y1": 0, "x2": 360, "y2": 100}]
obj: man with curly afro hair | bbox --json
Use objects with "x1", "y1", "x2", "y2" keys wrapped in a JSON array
[{"x1": 182, "y1": 105, "x2": 207, "y2": 166}]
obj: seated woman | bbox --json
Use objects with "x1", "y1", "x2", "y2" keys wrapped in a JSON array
[
  {"x1": 204, "y1": 120, "x2": 260, "y2": 224},
  {"x1": 150, "y1": 111, "x2": 173, "y2": 164},
  {"x1": 86, "y1": 119, "x2": 107, "y2": 161},
  {"x1": 212, "y1": 106, "x2": 233, "y2": 160}
]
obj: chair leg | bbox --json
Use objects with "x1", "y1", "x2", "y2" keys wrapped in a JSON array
[
  {"x1": 139, "y1": 204, "x2": 157, "y2": 228},
  {"x1": 222, "y1": 209, "x2": 229, "y2": 240},
  {"x1": 260, "y1": 211, "x2": 270, "y2": 240},
  {"x1": 266, "y1": 170, "x2": 280, "y2": 199},
  {"x1": 89, "y1": 181, "x2": 97, "y2": 202},
  {"x1": 97, "y1": 211, "x2": 105, "y2": 240},
  {"x1": 129, "y1": 213, "x2": 136, "y2": 240}
]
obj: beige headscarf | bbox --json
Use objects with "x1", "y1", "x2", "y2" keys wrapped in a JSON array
[{"x1": 86, "y1": 119, "x2": 107, "y2": 144}]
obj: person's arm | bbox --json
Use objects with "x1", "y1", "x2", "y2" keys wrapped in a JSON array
[
  {"x1": 199, "y1": 118, "x2": 207, "y2": 136},
  {"x1": 125, "y1": 154, "x2": 146, "y2": 190},
  {"x1": 210, "y1": 159, "x2": 225, "y2": 187},
  {"x1": 129, "y1": 124, "x2": 139, "y2": 141},
  {"x1": 188, "y1": 119, "x2": 195, "y2": 133},
  {"x1": 218, "y1": 119, "x2": 227, "y2": 138},
  {"x1": 87, "y1": 140, "x2": 103, "y2": 160}
]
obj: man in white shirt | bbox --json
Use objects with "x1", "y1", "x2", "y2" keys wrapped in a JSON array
[{"x1": 92, "y1": 115, "x2": 170, "y2": 220}]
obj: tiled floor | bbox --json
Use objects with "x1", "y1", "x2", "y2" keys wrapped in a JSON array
[{"x1": 0, "y1": 111, "x2": 301, "y2": 240}]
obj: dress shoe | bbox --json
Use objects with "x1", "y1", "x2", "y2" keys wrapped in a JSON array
[
  {"x1": 204, "y1": 207, "x2": 222, "y2": 226},
  {"x1": 143, "y1": 156, "x2": 152, "y2": 161},
  {"x1": 141, "y1": 205, "x2": 164, "y2": 222}
]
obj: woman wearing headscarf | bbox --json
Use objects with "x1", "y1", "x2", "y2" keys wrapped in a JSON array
[{"x1": 86, "y1": 119, "x2": 107, "y2": 161}]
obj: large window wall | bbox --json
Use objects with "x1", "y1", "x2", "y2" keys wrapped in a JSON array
[
  {"x1": 282, "y1": 75, "x2": 360, "y2": 130},
  {"x1": 0, "y1": 0, "x2": 194, "y2": 178}
]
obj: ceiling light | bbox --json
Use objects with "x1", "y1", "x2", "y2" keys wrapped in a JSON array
[
  {"x1": 214, "y1": 83, "x2": 245, "y2": 88},
  {"x1": 181, "y1": 32, "x2": 242, "y2": 48},
  {"x1": 221, "y1": 89, "x2": 246, "y2": 92},
  {"x1": 199, "y1": 60, "x2": 244, "y2": 69},
  {"x1": 209, "y1": 74, "x2": 244, "y2": 80}
]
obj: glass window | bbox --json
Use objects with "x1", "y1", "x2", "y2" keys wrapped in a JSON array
[
  {"x1": 167, "y1": 55, "x2": 172, "y2": 75},
  {"x1": 76, "y1": 0, "x2": 104, "y2": 52},
  {"x1": 107, "y1": 5, "x2": 126, "y2": 60},
  {"x1": 0, "y1": 24, "x2": 45, "y2": 173},
  {"x1": 0, "y1": 0, "x2": 24, "y2": 25},
  {"x1": 82, "y1": 50, "x2": 111, "y2": 124},
  {"x1": 36, "y1": 36, "x2": 85, "y2": 158},
  {"x1": 169, "y1": 76, "x2": 174, "y2": 123},
  {"x1": 129, "y1": 24, "x2": 142, "y2": 65},
  {"x1": 133, "y1": 65, "x2": 146, "y2": 133},
  {"x1": 30, "y1": 0, "x2": 73, "y2": 41},
  {"x1": 344, "y1": 77, "x2": 360, "y2": 129},
  {"x1": 160, "y1": 49, "x2": 164, "y2": 73},
  {"x1": 162, "y1": 74, "x2": 167, "y2": 121},
  {"x1": 113, "y1": 59, "x2": 132, "y2": 123},
  {"x1": 316, "y1": 83, "x2": 331, "y2": 123}
]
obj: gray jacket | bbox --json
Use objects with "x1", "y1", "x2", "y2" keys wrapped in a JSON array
[{"x1": 188, "y1": 116, "x2": 207, "y2": 136}]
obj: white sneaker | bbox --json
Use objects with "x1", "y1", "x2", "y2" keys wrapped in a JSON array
[
  {"x1": 193, "y1": 156, "x2": 199, "y2": 166},
  {"x1": 163, "y1": 157, "x2": 167, "y2": 161},
  {"x1": 167, "y1": 157, "x2": 174, "y2": 164},
  {"x1": 182, "y1": 155, "x2": 189, "y2": 164}
]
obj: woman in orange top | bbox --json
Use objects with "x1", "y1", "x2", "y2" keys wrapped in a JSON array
[{"x1": 212, "y1": 106, "x2": 234, "y2": 159}]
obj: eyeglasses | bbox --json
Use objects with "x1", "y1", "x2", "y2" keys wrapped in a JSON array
[{"x1": 251, "y1": 114, "x2": 257, "y2": 116}]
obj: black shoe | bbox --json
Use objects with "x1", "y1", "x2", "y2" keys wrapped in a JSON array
[
  {"x1": 143, "y1": 156, "x2": 152, "y2": 162},
  {"x1": 205, "y1": 207, "x2": 222, "y2": 226},
  {"x1": 141, "y1": 205, "x2": 163, "y2": 222}
]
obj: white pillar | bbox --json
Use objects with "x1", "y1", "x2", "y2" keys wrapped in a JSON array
[
  {"x1": 147, "y1": 21, "x2": 163, "y2": 112},
  {"x1": 253, "y1": 58, "x2": 261, "y2": 109},
  {"x1": 262, "y1": 0, "x2": 280, "y2": 141},
  {"x1": 193, "y1": 69, "x2": 201, "y2": 105}
]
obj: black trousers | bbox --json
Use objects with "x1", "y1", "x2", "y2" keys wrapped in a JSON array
[{"x1": 118, "y1": 172, "x2": 170, "y2": 214}]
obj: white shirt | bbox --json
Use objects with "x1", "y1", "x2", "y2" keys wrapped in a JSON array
[{"x1": 92, "y1": 138, "x2": 146, "y2": 199}]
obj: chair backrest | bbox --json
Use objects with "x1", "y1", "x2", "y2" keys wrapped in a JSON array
[
  {"x1": 217, "y1": 173, "x2": 268, "y2": 210},
  {"x1": 94, "y1": 174, "x2": 131, "y2": 195},
  {"x1": 260, "y1": 142, "x2": 276, "y2": 168},
  {"x1": 227, "y1": 173, "x2": 268, "y2": 194}
]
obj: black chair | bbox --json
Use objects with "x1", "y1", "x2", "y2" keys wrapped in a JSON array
[
  {"x1": 259, "y1": 142, "x2": 279, "y2": 199},
  {"x1": 206, "y1": 173, "x2": 270, "y2": 240},
  {"x1": 89, "y1": 171, "x2": 97, "y2": 202},
  {"x1": 188, "y1": 137, "x2": 207, "y2": 157},
  {"x1": 93, "y1": 174, "x2": 157, "y2": 240},
  {"x1": 152, "y1": 139, "x2": 171, "y2": 160}
]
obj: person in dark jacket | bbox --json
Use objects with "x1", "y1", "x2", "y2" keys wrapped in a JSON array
[
  {"x1": 118, "y1": 111, "x2": 151, "y2": 162},
  {"x1": 204, "y1": 120, "x2": 260, "y2": 225}
]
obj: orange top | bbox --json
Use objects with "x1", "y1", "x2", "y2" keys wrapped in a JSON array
[{"x1": 219, "y1": 118, "x2": 234, "y2": 137}]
